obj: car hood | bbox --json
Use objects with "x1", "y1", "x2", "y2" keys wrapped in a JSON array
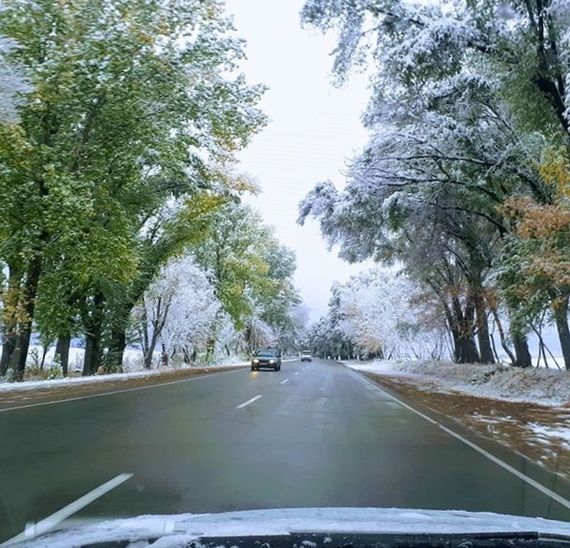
[{"x1": 11, "y1": 507, "x2": 570, "y2": 547}]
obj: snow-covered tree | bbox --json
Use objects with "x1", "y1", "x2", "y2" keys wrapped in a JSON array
[
  {"x1": 299, "y1": 0, "x2": 570, "y2": 367},
  {"x1": 0, "y1": 35, "x2": 30, "y2": 123},
  {"x1": 308, "y1": 268, "x2": 448, "y2": 361},
  {"x1": 134, "y1": 255, "x2": 220, "y2": 368},
  {"x1": 191, "y1": 201, "x2": 302, "y2": 356}
]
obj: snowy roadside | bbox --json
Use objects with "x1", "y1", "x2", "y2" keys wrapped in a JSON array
[
  {"x1": 0, "y1": 360, "x2": 249, "y2": 392},
  {"x1": 342, "y1": 359, "x2": 570, "y2": 481},
  {"x1": 343, "y1": 359, "x2": 570, "y2": 406}
]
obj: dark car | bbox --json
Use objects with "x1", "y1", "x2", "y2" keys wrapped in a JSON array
[{"x1": 251, "y1": 348, "x2": 282, "y2": 371}]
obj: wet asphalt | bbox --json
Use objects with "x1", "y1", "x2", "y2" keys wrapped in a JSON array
[{"x1": 1, "y1": 359, "x2": 570, "y2": 542}]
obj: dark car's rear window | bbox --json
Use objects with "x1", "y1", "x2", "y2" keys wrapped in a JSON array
[{"x1": 255, "y1": 350, "x2": 278, "y2": 357}]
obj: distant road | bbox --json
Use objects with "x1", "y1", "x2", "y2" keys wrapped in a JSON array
[{"x1": 2, "y1": 359, "x2": 570, "y2": 543}]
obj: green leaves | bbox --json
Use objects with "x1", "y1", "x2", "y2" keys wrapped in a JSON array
[
  {"x1": 191, "y1": 201, "x2": 301, "y2": 346},
  {"x1": 0, "y1": 0, "x2": 267, "y2": 374}
]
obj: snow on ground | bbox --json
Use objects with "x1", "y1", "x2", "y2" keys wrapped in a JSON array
[
  {"x1": 528, "y1": 423, "x2": 570, "y2": 450},
  {"x1": 0, "y1": 344, "x2": 249, "y2": 391},
  {"x1": 343, "y1": 359, "x2": 570, "y2": 406},
  {"x1": 23, "y1": 346, "x2": 147, "y2": 373},
  {"x1": 0, "y1": 361, "x2": 248, "y2": 392}
]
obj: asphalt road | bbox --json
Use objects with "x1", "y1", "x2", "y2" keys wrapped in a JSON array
[{"x1": 2, "y1": 359, "x2": 570, "y2": 543}]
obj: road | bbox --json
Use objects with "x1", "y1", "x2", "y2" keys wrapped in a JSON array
[{"x1": 2, "y1": 359, "x2": 570, "y2": 543}]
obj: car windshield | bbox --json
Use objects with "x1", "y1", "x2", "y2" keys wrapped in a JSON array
[{"x1": 2, "y1": 0, "x2": 570, "y2": 545}]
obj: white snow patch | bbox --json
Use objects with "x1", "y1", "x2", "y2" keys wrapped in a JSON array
[
  {"x1": 528, "y1": 423, "x2": 570, "y2": 450},
  {"x1": 342, "y1": 359, "x2": 570, "y2": 406}
]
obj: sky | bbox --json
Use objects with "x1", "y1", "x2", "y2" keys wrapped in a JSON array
[{"x1": 225, "y1": 0, "x2": 371, "y2": 322}]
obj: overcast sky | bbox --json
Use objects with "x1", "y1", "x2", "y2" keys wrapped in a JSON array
[{"x1": 225, "y1": 0, "x2": 372, "y2": 322}]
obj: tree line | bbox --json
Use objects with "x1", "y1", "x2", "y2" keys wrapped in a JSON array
[
  {"x1": 0, "y1": 0, "x2": 302, "y2": 380},
  {"x1": 305, "y1": 268, "x2": 447, "y2": 361},
  {"x1": 299, "y1": 0, "x2": 570, "y2": 368}
]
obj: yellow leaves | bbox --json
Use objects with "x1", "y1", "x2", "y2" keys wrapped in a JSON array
[
  {"x1": 0, "y1": 287, "x2": 31, "y2": 326},
  {"x1": 539, "y1": 148, "x2": 570, "y2": 197},
  {"x1": 135, "y1": 30, "x2": 155, "y2": 46},
  {"x1": 519, "y1": 204, "x2": 570, "y2": 239},
  {"x1": 501, "y1": 192, "x2": 570, "y2": 293},
  {"x1": 501, "y1": 197, "x2": 570, "y2": 239},
  {"x1": 230, "y1": 174, "x2": 260, "y2": 195},
  {"x1": 0, "y1": 124, "x2": 33, "y2": 166},
  {"x1": 524, "y1": 250, "x2": 570, "y2": 286},
  {"x1": 178, "y1": 193, "x2": 228, "y2": 242}
]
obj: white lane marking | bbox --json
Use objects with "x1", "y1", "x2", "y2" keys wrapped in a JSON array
[
  {"x1": 236, "y1": 394, "x2": 262, "y2": 409},
  {"x1": 280, "y1": 378, "x2": 290, "y2": 385},
  {"x1": 2, "y1": 473, "x2": 133, "y2": 546},
  {"x1": 0, "y1": 368, "x2": 245, "y2": 414},
  {"x1": 295, "y1": 372, "x2": 300, "y2": 376},
  {"x1": 352, "y1": 372, "x2": 570, "y2": 511}
]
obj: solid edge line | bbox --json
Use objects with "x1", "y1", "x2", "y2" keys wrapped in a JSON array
[
  {"x1": 236, "y1": 394, "x2": 262, "y2": 409},
  {"x1": 2, "y1": 473, "x2": 134, "y2": 545},
  {"x1": 280, "y1": 378, "x2": 290, "y2": 385},
  {"x1": 352, "y1": 371, "x2": 570, "y2": 511},
  {"x1": 0, "y1": 368, "x2": 245, "y2": 414}
]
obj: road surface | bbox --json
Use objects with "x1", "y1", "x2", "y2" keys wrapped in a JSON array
[{"x1": 2, "y1": 359, "x2": 570, "y2": 543}]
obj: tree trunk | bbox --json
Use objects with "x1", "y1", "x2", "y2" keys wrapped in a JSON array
[
  {"x1": 539, "y1": 336, "x2": 548, "y2": 368},
  {"x1": 82, "y1": 292, "x2": 105, "y2": 376},
  {"x1": 143, "y1": 326, "x2": 161, "y2": 369},
  {"x1": 84, "y1": 331, "x2": 101, "y2": 376},
  {"x1": 553, "y1": 294, "x2": 570, "y2": 370},
  {"x1": 473, "y1": 289, "x2": 494, "y2": 364},
  {"x1": 512, "y1": 331, "x2": 532, "y2": 368},
  {"x1": 441, "y1": 300, "x2": 461, "y2": 362},
  {"x1": 11, "y1": 257, "x2": 43, "y2": 381},
  {"x1": 488, "y1": 305, "x2": 516, "y2": 365},
  {"x1": 456, "y1": 336, "x2": 481, "y2": 363},
  {"x1": 161, "y1": 342, "x2": 169, "y2": 367},
  {"x1": 106, "y1": 329, "x2": 127, "y2": 372},
  {"x1": 55, "y1": 335, "x2": 71, "y2": 377},
  {"x1": 40, "y1": 343, "x2": 49, "y2": 370},
  {"x1": 451, "y1": 295, "x2": 480, "y2": 364},
  {"x1": 142, "y1": 296, "x2": 170, "y2": 369},
  {"x1": 0, "y1": 265, "x2": 22, "y2": 377}
]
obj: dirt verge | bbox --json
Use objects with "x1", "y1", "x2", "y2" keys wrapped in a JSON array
[{"x1": 0, "y1": 366, "x2": 247, "y2": 411}]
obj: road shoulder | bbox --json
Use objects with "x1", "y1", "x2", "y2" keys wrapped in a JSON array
[
  {"x1": 0, "y1": 365, "x2": 247, "y2": 411},
  {"x1": 342, "y1": 360, "x2": 570, "y2": 485}
]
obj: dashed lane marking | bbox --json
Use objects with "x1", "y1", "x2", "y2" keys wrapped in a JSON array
[{"x1": 236, "y1": 395, "x2": 263, "y2": 409}]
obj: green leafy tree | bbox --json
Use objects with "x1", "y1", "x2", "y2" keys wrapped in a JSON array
[
  {"x1": 0, "y1": 0, "x2": 266, "y2": 379},
  {"x1": 191, "y1": 202, "x2": 301, "y2": 356}
]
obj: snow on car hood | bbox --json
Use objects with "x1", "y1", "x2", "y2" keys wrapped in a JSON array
[{"x1": 13, "y1": 507, "x2": 570, "y2": 547}]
